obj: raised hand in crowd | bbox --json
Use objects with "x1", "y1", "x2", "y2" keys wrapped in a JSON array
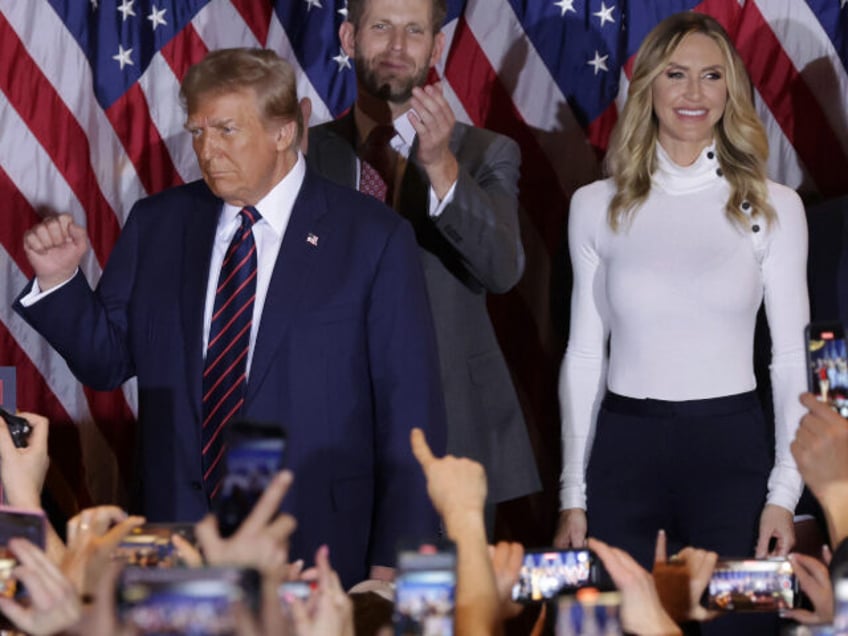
[
  {"x1": 195, "y1": 470, "x2": 296, "y2": 578},
  {"x1": 72, "y1": 560, "x2": 135, "y2": 636},
  {"x1": 781, "y1": 551, "x2": 834, "y2": 626},
  {"x1": 0, "y1": 411, "x2": 49, "y2": 510},
  {"x1": 0, "y1": 537, "x2": 81, "y2": 636},
  {"x1": 652, "y1": 529, "x2": 718, "y2": 624},
  {"x1": 488, "y1": 541, "x2": 524, "y2": 621},
  {"x1": 289, "y1": 545, "x2": 354, "y2": 636},
  {"x1": 22, "y1": 213, "x2": 89, "y2": 292},
  {"x1": 0, "y1": 411, "x2": 66, "y2": 564},
  {"x1": 62, "y1": 505, "x2": 144, "y2": 599},
  {"x1": 410, "y1": 427, "x2": 502, "y2": 635},
  {"x1": 792, "y1": 392, "x2": 848, "y2": 545},
  {"x1": 588, "y1": 537, "x2": 682, "y2": 636}
]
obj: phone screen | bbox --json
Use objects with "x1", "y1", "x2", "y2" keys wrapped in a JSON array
[
  {"x1": 113, "y1": 523, "x2": 196, "y2": 568},
  {"x1": 0, "y1": 367, "x2": 16, "y2": 414},
  {"x1": 393, "y1": 551, "x2": 455, "y2": 636},
  {"x1": 556, "y1": 589, "x2": 623, "y2": 635},
  {"x1": 0, "y1": 508, "x2": 45, "y2": 599},
  {"x1": 806, "y1": 321, "x2": 848, "y2": 417},
  {"x1": 215, "y1": 421, "x2": 286, "y2": 538},
  {"x1": 702, "y1": 559, "x2": 797, "y2": 611},
  {"x1": 117, "y1": 566, "x2": 260, "y2": 634},
  {"x1": 834, "y1": 577, "x2": 848, "y2": 633},
  {"x1": 512, "y1": 549, "x2": 597, "y2": 603}
]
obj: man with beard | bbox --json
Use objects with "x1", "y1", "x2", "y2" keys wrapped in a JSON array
[{"x1": 307, "y1": 0, "x2": 540, "y2": 529}]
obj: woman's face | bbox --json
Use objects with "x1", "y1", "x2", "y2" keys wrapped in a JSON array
[{"x1": 651, "y1": 32, "x2": 728, "y2": 163}]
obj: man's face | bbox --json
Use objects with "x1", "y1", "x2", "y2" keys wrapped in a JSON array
[
  {"x1": 186, "y1": 89, "x2": 293, "y2": 206},
  {"x1": 341, "y1": 0, "x2": 444, "y2": 105}
]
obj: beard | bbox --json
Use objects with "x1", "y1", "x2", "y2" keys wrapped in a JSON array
[{"x1": 355, "y1": 47, "x2": 430, "y2": 104}]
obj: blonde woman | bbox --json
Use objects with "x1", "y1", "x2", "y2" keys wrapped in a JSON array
[{"x1": 554, "y1": 10, "x2": 808, "y2": 618}]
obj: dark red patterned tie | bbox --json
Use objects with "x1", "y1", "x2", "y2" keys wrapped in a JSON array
[
  {"x1": 201, "y1": 206, "x2": 261, "y2": 502},
  {"x1": 359, "y1": 125, "x2": 396, "y2": 204}
]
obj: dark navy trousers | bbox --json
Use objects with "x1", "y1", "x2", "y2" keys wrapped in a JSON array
[{"x1": 586, "y1": 390, "x2": 780, "y2": 635}]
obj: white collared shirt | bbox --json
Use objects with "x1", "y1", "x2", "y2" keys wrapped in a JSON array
[{"x1": 202, "y1": 153, "x2": 306, "y2": 377}]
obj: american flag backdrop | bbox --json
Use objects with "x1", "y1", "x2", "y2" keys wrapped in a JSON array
[{"x1": 0, "y1": 0, "x2": 846, "y2": 530}]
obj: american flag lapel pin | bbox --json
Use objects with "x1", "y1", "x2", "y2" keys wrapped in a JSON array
[{"x1": 306, "y1": 233, "x2": 319, "y2": 247}]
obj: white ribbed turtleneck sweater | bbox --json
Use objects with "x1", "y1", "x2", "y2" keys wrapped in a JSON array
[{"x1": 559, "y1": 142, "x2": 809, "y2": 513}]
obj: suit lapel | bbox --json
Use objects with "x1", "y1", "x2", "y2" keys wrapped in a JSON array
[
  {"x1": 398, "y1": 138, "x2": 430, "y2": 228},
  {"x1": 245, "y1": 170, "x2": 329, "y2": 405}
]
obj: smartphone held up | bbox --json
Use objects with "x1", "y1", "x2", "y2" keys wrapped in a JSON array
[
  {"x1": 215, "y1": 420, "x2": 286, "y2": 538},
  {"x1": 393, "y1": 549, "x2": 455, "y2": 636},
  {"x1": 0, "y1": 507, "x2": 45, "y2": 599},
  {"x1": 806, "y1": 321, "x2": 848, "y2": 417},
  {"x1": 701, "y1": 558, "x2": 799, "y2": 612},
  {"x1": 512, "y1": 548, "x2": 607, "y2": 604}
]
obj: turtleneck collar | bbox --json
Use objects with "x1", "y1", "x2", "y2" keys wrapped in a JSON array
[{"x1": 652, "y1": 141, "x2": 723, "y2": 195}]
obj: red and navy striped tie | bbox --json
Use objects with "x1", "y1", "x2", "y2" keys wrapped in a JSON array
[{"x1": 201, "y1": 206, "x2": 261, "y2": 502}]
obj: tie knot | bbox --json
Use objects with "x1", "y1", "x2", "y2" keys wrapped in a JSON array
[{"x1": 240, "y1": 206, "x2": 262, "y2": 228}]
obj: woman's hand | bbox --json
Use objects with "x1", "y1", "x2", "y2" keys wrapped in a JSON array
[
  {"x1": 554, "y1": 508, "x2": 587, "y2": 548},
  {"x1": 755, "y1": 504, "x2": 795, "y2": 557}
]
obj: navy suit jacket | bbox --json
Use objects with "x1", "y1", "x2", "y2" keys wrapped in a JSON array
[{"x1": 14, "y1": 168, "x2": 447, "y2": 587}]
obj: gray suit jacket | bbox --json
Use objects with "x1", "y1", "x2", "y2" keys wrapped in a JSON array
[{"x1": 308, "y1": 114, "x2": 540, "y2": 502}]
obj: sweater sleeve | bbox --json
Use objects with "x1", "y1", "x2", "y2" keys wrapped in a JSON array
[
  {"x1": 559, "y1": 184, "x2": 610, "y2": 511},
  {"x1": 761, "y1": 184, "x2": 810, "y2": 512}
]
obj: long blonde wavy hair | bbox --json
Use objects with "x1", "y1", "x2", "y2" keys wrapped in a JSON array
[{"x1": 605, "y1": 12, "x2": 775, "y2": 232}]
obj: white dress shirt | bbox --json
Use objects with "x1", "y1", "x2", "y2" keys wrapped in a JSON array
[{"x1": 202, "y1": 154, "x2": 306, "y2": 377}]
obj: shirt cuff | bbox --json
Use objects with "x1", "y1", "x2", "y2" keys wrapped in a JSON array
[
  {"x1": 18, "y1": 270, "x2": 78, "y2": 307},
  {"x1": 428, "y1": 181, "x2": 457, "y2": 218},
  {"x1": 766, "y1": 464, "x2": 803, "y2": 513},
  {"x1": 559, "y1": 483, "x2": 587, "y2": 511}
]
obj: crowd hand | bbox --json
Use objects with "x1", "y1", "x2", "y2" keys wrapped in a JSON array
[
  {"x1": 289, "y1": 545, "x2": 354, "y2": 636},
  {"x1": 0, "y1": 411, "x2": 49, "y2": 510},
  {"x1": 553, "y1": 508, "x2": 588, "y2": 549},
  {"x1": 410, "y1": 427, "x2": 486, "y2": 539},
  {"x1": 488, "y1": 541, "x2": 524, "y2": 621},
  {"x1": 0, "y1": 538, "x2": 81, "y2": 636},
  {"x1": 171, "y1": 532, "x2": 203, "y2": 567},
  {"x1": 409, "y1": 83, "x2": 458, "y2": 197},
  {"x1": 792, "y1": 393, "x2": 848, "y2": 505},
  {"x1": 652, "y1": 530, "x2": 718, "y2": 623},
  {"x1": 23, "y1": 213, "x2": 89, "y2": 291},
  {"x1": 587, "y1": 537, "x2": 682, "y2": 636},
  {"x1": 755, "y1": 504, "x2": 795, "y2": 558},
  {"x1": 195, "y1": 470, "x2": 296, "y2": 577},
  {"x1": 73, "y1": 560, "x2": 137, "y2": 636},
  {"x1": 62, "y1": 506, "x2": 145, "y2": 598},
  {"x1": 780, "y1": 553, "x2": 834, "y2": 625}
]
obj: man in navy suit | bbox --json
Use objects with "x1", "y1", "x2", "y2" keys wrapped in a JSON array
[{"x1": 13, "y1": 48, "x2": 446, "y2": 588}]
